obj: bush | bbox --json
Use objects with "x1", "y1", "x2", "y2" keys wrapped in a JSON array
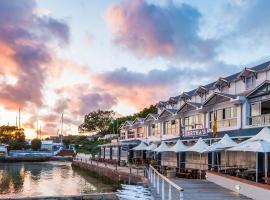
[{"x1": 31, "y1": 138, "x2": 42, "y2": 151}]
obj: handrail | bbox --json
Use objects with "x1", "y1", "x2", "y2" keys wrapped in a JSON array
[{"x1": 149, "y1": 164, "x2": 184, "y2": 191}]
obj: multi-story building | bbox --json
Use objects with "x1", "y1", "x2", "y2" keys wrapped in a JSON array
[
  {"x1": 101, "y1": 61, "x2": 270, "y2": 168},
  {"x1": 120, "y1": 61, "x2": 270, "y2": 142}
]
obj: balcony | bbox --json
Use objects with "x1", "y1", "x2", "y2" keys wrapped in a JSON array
[
  {"x1": 137, "y1": 132, "x2": 144, "y2": 138},
  {"x1": 210, "y1": 118, "x2": 237, "y2": 129},
  {"x1": 127, "y1": 132, "x2": 135, "y2": 139},
  {"x1": 247, "y1": 114, "x2": 270, "y2": 127}
]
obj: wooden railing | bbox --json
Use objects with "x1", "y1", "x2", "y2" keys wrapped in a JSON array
[{"x1": 148, "y1": 165, "x2": 184, "y2": 200}]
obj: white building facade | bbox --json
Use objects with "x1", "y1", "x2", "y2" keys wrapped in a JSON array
[{"x1": 120, "y1": 61, "x2": 270, "y2": 143}]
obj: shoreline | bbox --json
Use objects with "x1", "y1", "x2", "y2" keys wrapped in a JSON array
[{"x1": 0, "y1": 156, "x2": 73, "y2": 163}]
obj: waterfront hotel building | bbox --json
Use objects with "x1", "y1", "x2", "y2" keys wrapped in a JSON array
[{"x1": 101, "y1": 61, "x2": 270, "y2": 170}]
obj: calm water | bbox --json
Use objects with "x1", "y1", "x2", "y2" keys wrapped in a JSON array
[{"x1": 0, "y1": 161, "x2": 114, "y2": 199}]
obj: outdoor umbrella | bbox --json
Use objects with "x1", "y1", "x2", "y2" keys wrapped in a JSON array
[
  {"x1": 132, "y1": 142, "x2": 148, "y2": 151},
  {"x1": 170, "y1": 139, "x2": 188, "y2": 169},
  {"x1": 144, "y1": 143, "x2": 158, "y2": 160},
  {"x1": 153, "y1": 141, "x2": 171, "y2": 166},
  {"x1": 153, "y1": 141, "x2": 171, "y2": 153},
  {"x1": 145, "y1": 143, "x2": 158, "y2": 151},
  {"x1": 228, "y1": 139, "x2": 270, "y2": 182},
  {"x1": 170, "y1": 140, "x2": 188, "y2": 152},
  {"x1": 186, "y1": 138, "x2": 209, "y2": 179},
  {"x1": 202, "y1": 134, "x2": 237, "y2": 172}
]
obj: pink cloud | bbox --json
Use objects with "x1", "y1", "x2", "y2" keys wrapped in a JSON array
[{"x1": 105, "y1": 0, "x2": 216, "y2": 60}]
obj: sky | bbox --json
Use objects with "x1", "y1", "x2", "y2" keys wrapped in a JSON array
[{"x1": 0, "y1": 0, "x2": 270, "y2": 138}]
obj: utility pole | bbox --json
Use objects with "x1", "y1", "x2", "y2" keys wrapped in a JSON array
[
  {"x1": 16, "y1": 116, "x2": 17, "y2": 127},
  {"x1": 18, "y1": 108, "x2": 21, "y2": 128},
  {"x1": 60, "y1": 113, "x2": 63, "y2": 143},
  {"x1": 39, "y1": 125, "x2": 42, "y2": 139},
  {"x1": 36, "y1": 120, "x2": 39, "y2": 138}
]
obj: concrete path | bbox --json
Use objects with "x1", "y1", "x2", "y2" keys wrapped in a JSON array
[{"x1": 151, "y1": 178, "x2": 252, "y2": 200}]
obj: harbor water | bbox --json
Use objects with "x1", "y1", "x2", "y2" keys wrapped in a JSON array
[{"x1": 0, "y1": 161, "x2": 114, "y2": 199}]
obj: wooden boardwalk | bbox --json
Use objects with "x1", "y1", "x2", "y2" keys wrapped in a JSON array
[{"x1": 151, "y1": 178, "x2": 252, "y2": 200}]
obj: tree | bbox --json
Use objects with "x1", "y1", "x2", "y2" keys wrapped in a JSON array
[
  {"x1": 31, "y1": 138, "x2": 42, "y2": 151},
  {"x1": 0, "y1": 125, "x2": 27, "y2": 150},
  {"x1": 79, "y1": 110, "x2": 114, "y2": 134},
  {"x1": 108, "y1": 104, "x2": 157, "y2": 134}
]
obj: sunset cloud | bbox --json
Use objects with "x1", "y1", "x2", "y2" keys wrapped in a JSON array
[
  {"x1": 0, "y1": 0, "x2": 69, "y2": 110},
  {"x1": 105, "y1": 0, "x2": 216, "y2": 61}
]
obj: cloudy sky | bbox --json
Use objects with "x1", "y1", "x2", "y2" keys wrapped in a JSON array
[{"x1": 0, "y1": 0, "x2": 269, "y2": 138}]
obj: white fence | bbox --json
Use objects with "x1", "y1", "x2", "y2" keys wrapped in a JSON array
[{"x1": 148, "y1": 165, "x2": 184, "y2": 200}]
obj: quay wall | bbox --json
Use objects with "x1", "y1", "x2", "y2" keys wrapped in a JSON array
[
  {"x1": 72, "y1": 160, "x2": 147, "y2": 185},
  {"x1": 1, "y1": 193, "x2": 117, "y2": 200}
]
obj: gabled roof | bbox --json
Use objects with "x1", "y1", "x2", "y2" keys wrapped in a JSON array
[
  {"x1": 177, "y1": 102, "x2": 201, "y2": 114},
  {"x1": 156, "y1": 101, "x2": 167, "y2": 108},
  {"x1": 158, "y1": 108, "x2": 177, "y2": 119},
  {"x1": 246, "y1": 80, "x2": 270, "y2": 98},
  {"x1": 238, "y1": 67, "x2": 257, "y2": 80},
  {"x1": 180, "y1": 92, "x2": 191, "y2": 101},
  {"x1": 193, "y1": 85, "x2": 208, "y2": 97},
  {"x1": 157, "y1": 61, "x2": 270, "y2": 107},
  {"x1": 203, "y1": 92, "x2": 237, "y2": 107},
  {"x1": 120, "y1": 120, "x2": 133, "y2": 129},
  {"x1": 144, "y1": 113, "x2": 159, "y2": 122},
  {"x1": 132, "y1": 117, "x2": 145, "y2": 124},
  {"x1": 214, "y1": 77, "x2": 230, "y2": 89},
  {"x1": 168, "y1": 96, "x2": 179, "y2": 104}
]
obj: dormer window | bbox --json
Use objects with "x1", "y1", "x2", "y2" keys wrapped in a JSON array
[{"x1": 245, "y1": 75, "x2": 255, "y2": 90}]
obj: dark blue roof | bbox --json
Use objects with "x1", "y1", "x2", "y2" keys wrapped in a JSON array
[{"x1": 168, "y1": 60, "x2": 270, "y2": 102}]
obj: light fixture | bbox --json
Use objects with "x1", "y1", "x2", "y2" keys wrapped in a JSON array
[{"x1": 235, "y1": 184, "x2": 241, "y2": 193}]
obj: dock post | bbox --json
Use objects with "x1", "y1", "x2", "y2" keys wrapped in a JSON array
[
  {"x1": 180, "y1": 191, "x2": 184, "y2": 200},
  {"x1": 169, "y1": 184, "x2": 172, "y2": 200},
  {"x1": 162, "y1": 179, "x2": 165, "y2": 200},
  {"x1": 157, "y1": 175, "x2": 160, "y2": 194}
]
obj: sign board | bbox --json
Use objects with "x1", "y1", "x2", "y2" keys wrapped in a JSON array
[{"x1": 182, "y1": 128, "x2": 208, "y2": 138}]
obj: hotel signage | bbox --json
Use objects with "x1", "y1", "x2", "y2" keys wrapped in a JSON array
[{"x1": 183, "y1": 128, "x2": 208, "y2": 138}]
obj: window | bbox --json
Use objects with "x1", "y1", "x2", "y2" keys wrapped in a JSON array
[
  {"x1": 209, "y1": 107, "x2": 237, "y2": 128},
  {"x1": 249, "y1": 100, "x2": 270, "y2": 126},
  {"x1": 151, "y1": 123, "x2": 160, "y2": 135},
  {"x1": 165, "y1": 120, "x2": 179, "y2": 135},
  {"x1": 251, "y1": 103, "x2": 260, "y2": 117},
  {"x1": 137, "y1": 127, "x2": 144, "y2": 138},
  {"x1": 184, "y1": 114, "x2": 203, "y2": 131},
  {"x1": 245, "y1": 76, "x2": 255, "y2": 90}
]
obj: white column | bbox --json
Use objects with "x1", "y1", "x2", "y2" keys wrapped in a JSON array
[
  {"x1": 157, "y1": 175, "x2": 160, "y2": 194},
  {"x1": 169, "y1": 184, "x2": 172, "y2": 200},
  {"x1": 265, "y1": 153, "x2": 268, "y2": 178},
  {"x1": 162, "y1": 179, "x2": 165, "y2": 200}
]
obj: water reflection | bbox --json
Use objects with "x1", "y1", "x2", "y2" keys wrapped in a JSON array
[{"x1": 0, "y1": 162, "x2": 113, "y2": 198}]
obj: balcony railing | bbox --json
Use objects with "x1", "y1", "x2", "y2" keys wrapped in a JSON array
[
  {"x1": 137, "y1": 133, "x2": 144, "y2": 138},
  {"x1": 127, "y1": 134, "x2": 135, "y2": 139},
  {"x1": 210, "y1": 118, "x2": 237, "y2": 129},
  {"x1": 247, "y1": 114, "x2": 270, "y2": 126}
]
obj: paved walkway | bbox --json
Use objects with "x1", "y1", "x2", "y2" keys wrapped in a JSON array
[{"x1": 151, "y1": 178, "x2": 251, "y2": 200}]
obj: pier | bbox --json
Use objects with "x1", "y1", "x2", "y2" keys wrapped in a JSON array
[
  {"x1": 74, "y1": 157, "x2": 252, "y2": 200},
  {"x1": 72, "y1": 158, "x2": 147, "y2": 185}
]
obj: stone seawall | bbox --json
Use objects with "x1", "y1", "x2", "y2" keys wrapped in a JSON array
[
  {"x1": 2, "y1": 193, "x2": 117, "y2": 200},
  {"x1": 72, "y1": 160, "x2": 147, "y2": 185}
]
